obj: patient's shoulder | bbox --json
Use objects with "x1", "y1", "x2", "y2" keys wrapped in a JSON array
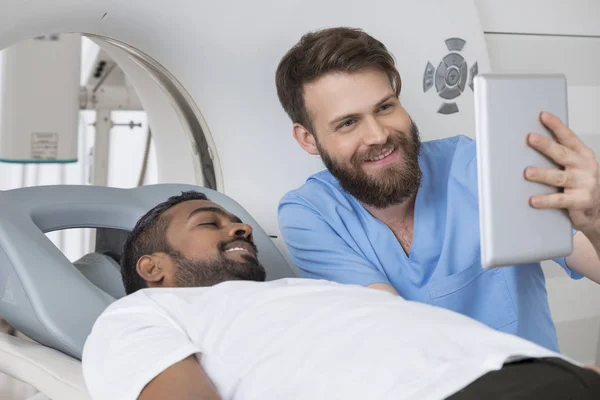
[
  {"x1": 101, "y1": 288, "x2": 157, "y2": 314},
  {"x1": 92, "y1": 289, "x2": 175, "y2": 332}
]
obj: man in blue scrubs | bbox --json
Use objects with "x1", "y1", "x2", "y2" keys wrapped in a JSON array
[{"x1": 275, "y1": 27, "x2": 600, "y2": 352}]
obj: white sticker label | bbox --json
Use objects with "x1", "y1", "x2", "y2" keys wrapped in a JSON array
[{"x1": 31, "y1": 132, "x2": 58, "y2": 160}]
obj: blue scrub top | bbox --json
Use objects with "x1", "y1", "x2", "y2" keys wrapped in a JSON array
[{"x1": 278, "y1": 135, "x2": 582, "y2": 352}]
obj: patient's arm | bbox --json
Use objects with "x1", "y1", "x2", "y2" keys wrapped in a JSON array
[
  {"x1": 586, "y1": 365, "x2": 600, "y2": 374},
  {"x1": 366, "y1": 283, "x2": 399, "y2": 295},
  {"x1": 139, "y1": 355, "x2": 221, "y2": 400}
]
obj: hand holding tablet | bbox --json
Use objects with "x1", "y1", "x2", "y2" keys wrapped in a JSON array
[{"x1": 474, "y1": 73, "x2": 585, "y2": 268}]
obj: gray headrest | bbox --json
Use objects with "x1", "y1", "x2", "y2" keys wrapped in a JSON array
[
  {"x1": 73, "y1": 252, "x2": 126, "y2": 299},
  {"x1": 0, "y1": 184, "x2": 297, "y2": 360}
]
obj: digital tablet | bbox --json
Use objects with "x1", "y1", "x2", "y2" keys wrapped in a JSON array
[{"x1": 473, "y1": 73, "x2": 573, "y2": 268}]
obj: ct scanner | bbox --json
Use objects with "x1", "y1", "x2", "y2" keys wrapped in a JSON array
[{"x1": 0, "y1": 0, "x2": 598, "y2": 398}]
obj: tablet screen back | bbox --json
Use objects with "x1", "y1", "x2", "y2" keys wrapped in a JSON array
[{"x1": 474, "y1": 73, "x2": 573, "y2": 268}]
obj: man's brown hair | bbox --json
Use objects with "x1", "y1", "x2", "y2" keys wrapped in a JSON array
[{"x1": 275, "y1": 27, "x2": 402, "y2": 133}]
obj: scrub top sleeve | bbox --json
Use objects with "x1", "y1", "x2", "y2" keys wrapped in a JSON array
[
  {"x1": 552, "y1": 229, "x2": 584, "y2": 280},
  {"x1": 278, "y1": 196, "x2": 390, "y2": 287}
]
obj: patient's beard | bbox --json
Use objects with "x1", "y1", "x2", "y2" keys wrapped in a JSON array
[
  {"x1": 317, "y1": 118, "x2": 422, "y2": 209},
  {"x1": 169, "y1": 247, "x2": 266, "y2": 288}
]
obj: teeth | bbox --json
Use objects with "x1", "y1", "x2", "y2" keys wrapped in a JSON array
[
  {"x1": 225, "y1": 247, "x2": 248, "y2": 253},
  {"x1": 368, "y1": 148, "x2": 393, "y2": 161}
]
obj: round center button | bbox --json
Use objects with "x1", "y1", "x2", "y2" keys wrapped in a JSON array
[{"x1": 445, "y1": 66, "x2": 460, "y2": 87}]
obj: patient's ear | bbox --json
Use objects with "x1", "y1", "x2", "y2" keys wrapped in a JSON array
[
  {"x1": 137, "y1": 254, "x2": 166, "y2": 286},
  {"x1": 293, "y1": 124, "x2": 319, "y2": 156}
]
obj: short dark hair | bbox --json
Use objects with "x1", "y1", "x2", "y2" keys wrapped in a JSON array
[
  {"x1": 275, "y1": 27, "x2": 401, "y2": 133},
  {"x1": 120, "y1": 190, "x2": 208, "y2": 295}
]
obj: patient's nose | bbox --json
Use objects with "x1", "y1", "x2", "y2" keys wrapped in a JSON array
[{"x1": 229, "y1": 222, "x2": 253, "y2": 239}]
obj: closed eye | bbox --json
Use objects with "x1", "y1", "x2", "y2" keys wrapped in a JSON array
[{"x1": 197, "y1": 222, "x2": 218, "y2": 227}]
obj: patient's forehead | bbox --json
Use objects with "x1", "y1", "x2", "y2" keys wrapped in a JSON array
[{"x1": 165, "y1": 199, "x2": 227, "y2": 223}]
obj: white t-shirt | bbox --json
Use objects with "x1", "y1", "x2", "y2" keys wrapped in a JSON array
[{"x1": 82, "y1": 278, "x2": 572, "y2": 400}]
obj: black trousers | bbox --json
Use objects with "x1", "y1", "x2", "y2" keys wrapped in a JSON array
[{"x1": 446, "y1": 357, "x2": 600, "y2": 399}]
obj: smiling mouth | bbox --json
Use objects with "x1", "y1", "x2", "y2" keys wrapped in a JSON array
[
  {"x1": 223, "y1": 241, "x2": 257, "y2": 257},
  {"x1": 365, "y1": 147, "x2": 395, "y2": 162},
  {"x1": 225, "y1": 247, "x2": 251, "y2": 254}
]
